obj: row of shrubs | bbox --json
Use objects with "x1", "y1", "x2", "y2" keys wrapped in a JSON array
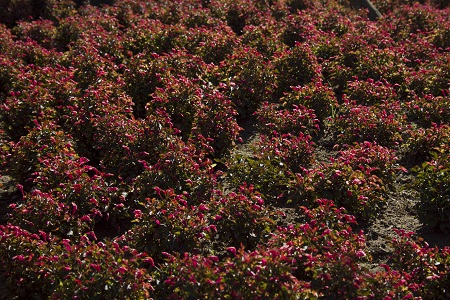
[
  {"x1": 2, "y1": 201, "x2": 449, "y2": 298},
  {"x1": 0, "y1": 0, "x2": 449, "y2": 298}
]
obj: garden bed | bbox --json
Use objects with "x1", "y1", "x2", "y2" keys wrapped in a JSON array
[{"x1": 1, "y1": 0, "x2": 450, "y2": 298}]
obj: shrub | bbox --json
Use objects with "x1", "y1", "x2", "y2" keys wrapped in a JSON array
[
  {"x1": 332, "y1": 98, "x2": 406, "y2": 147},
  {"x1": 0, "y1": 0, "x2": 34, "y2": 27},
  {"x1": 325, "y1": 34, "x2": 408, "y2": 92},
  {"x1": 226, "y1": 133, "x2": 314, "y2": 204},
  {"x1": 190, "y1": 87, "x2": 242, "y2": 158},
  {"x1": 358, "y1": 21, "x2": 396, "y2": 50},
  {"x1": 345, "y1": 78, "x2": 399, "y2": 106},
  {"x1": 430, "y1": 0, "x2": 450, "y2": 8},
  {"x1": 0, "y1": 54, "x2": 23, "y2": 115},
  {"x1": 11, "y1": 38, "x2": 62, "y2": 67},
  {"x1": 218, "y1": 46, "x2": 275, "y2": 117},
  {"x1": 220, "y1": 0, "x2": 266, "y2": 35},
  {"x1": 121, "y1": 19, "x2": 184, "y2": 55},
  {"x1": 293, "y1": 142, "x2": 402, "y2": 221},
  {"x1": 148, "y1": 75, "x2": 210, "y2": 141},
  {"x1": 397, "y1": 35, "x2": 439, "y2": 70},
  {"x1": 279, "y1": 80, "x2": 338, "y2": 125},
  {"x1": 279, "y1": 11, "x2": 317, "y2": 48},
  {"x1": 2, "y1": 64, "x2": 78, "y2": 141},
  {"x1": 5, "y1": 121, "x2": 75, "y2": 187},
  {"x1": 226, "y1": 152, "x2": 291, "y2": 204},
  {"x1": 113, "y1": 0, "x2": 150, "y2": 29},
  {"x1": 5, "y1": 122, "x2": 128, "y2": 239},
  {"x1": 131, "y1": 136, "x2": 216, "y2": 205},
  {"x1": 149, "y1": 75, "x2": 241, "y2": 157},
  {"x1": 272, "y1": 42, "x2": 321, "y2": 98},
  {"x1": 123, "y1": 49, "x2": 210, "y2": 118},
  {"x1": 402, "y1": 124, "x2": 450, "y2": 165},
  {"x1": 414, "y1": 144, "x2": 450, "y2": 234},
  {"x1": 386, "y1": 3, "x2": 442, "y2": 40},
  {"x1": 368, "y1": 229, "x2": 450, "y2": 298},
  {"x1": 53, "y1": 14, "x2": 86, "y2": 50},
  {"x1": 241, "y1": 21, "x2": 285, "y2": 58},
  {"x1": 405, "y1": 93, "x2": 450, "y2": 127},
  {"x1": 267, "y1": 200, "x2": 371, "y2": 298},
  {"x1": 55, "y1": 79, "x2": 134, "y2": 164},
  {"x1": 225, "y1": 131, "x2": 315, "y2": 204},
  {"x1": 180, "y1": 24, "x2": 238, "y2": 64},
  {"x1": 0, "y1": 23, "x2": 14, "y2": 53},
  {"x1": 309, "y1": 31, "x2": 341, "y2": 63},
  {"x1": 178, "y1": 2, "x2": 216, "y2": 28},
  {"x1": 11, "y1": 19, "x2": 57, "y2": 49},
  {"x1": 312, "y1": 6, "x2": 355, "y2": 36},
  {"x1": 119, "y1": 188, "x2": 213, "y2": 261},
  {"x1": 61, "y1": 42, "x2": 121, "y2": 90},
  {"x1": 286, "y1": 0, "x2": 316, "y2": 13},
  {"x1": 207, "y1": 185, "x2": 275, "y2": 250},
  {"x1": 154, "y1": 248, "x2": 314, "y2": 299},
  {"x1": 0, "y1": 225, "x2": 154, "y2": 299},
  {"x1": 432, "y1": 25, "x2": 450, "y2": 50},
  {"x1": 259, "y1": 133, "x2": 315, "y2": 173},
  {"x1": 90, "y1": 110, "x2": 177, "y2": 182},
  {"x1": 406, "y1": 54, "x2": 450, "y2": 97},
  {"x1": 255, "y1": 102, "x2": 320, "y2": 137}
]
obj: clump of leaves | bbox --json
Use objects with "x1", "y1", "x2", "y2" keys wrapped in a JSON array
[
  {"x1": 225, "y1": 132, "x2": 315, "y2": 204},
  {"x1": 345, "y1": 78, "x2": 399, "y2": 106},
  {"x1": 405, "y1": 93, "x2": 450, "y2": 127},
  {"x1": 218, "y1": 46, "x2": 275, "y2": 118},
  {"x1": 413, "y1": 144, "x2": 450, "y2": 234},
  {"x1": 225, "y1": 148, "x2": 292, "y2": 204},
  {"x1": 208, "y1": 185, "x2": 275, "y2": 251},
  {"x1": 292, "y1": 142, "x2": 403, "y2": 221},
  {"x1": 131, "y1": 136, "x2": 216, "y2": 206},
  {"x1": 279, "y1": 80, "x2": 338, "y2": 125},
  {"x1": 255, "y1": 102, "x2": 320, "y2": 137},
  {"x1": 369, "y1": 229, "x2": 450, "y2": 298},
  {"x1": 272, "y1": 42, "x2": 322, "y2": 98},
  {"x1": 0, "y1": 225, "x2": 153, "y2": 299},
  {"x1": 120, "y1": 188, "x2": 213, "y2": 261},
  {"x1": 402, "y1": 124, "x2": 450, "y2": 165},
  {"x1": 332, "y1": 98, "x2": 406, "y2": 147}
]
